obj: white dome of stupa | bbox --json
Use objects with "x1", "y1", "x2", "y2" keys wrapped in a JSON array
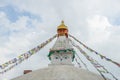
[{"x1": 12, "y1": 65, "x2": 105, "y2": 80}]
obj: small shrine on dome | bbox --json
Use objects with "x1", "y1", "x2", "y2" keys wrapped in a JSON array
[{"x1": 48, "y1": 21, "x2": 75, "y2": 65}]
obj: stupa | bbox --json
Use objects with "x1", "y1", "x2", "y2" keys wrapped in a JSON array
[{"x1": 12, "y1": 21, "x2": 105, "y2": 80}]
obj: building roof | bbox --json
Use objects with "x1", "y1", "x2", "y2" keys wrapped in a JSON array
[{"x1": 12, "y1": 65, "x2": 105, "y2": 80}]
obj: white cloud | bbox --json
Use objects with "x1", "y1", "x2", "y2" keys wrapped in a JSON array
[
  {"x1": 0, "y1": 0, "x2": 11, "y2": 7},
  {"x1": 86, "y1": 15, "x2": 120, "y2": 62},
  {"x1": 0, "y1": 11, "x2": 10, "y2": 27},
  {"x1": 0, "y1": 10, "x2": 50, "y2": 79},
  {"x1": 87, "y1": 15, "x2": 111, "y2": 44}
]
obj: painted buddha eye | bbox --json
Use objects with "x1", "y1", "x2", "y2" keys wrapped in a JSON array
[
  {"x1": 64, "y1": 56, "x2": 68, "y2": 59},
  {"x1": 55, "y1": 56, "x2": 59, "y2": 59}
]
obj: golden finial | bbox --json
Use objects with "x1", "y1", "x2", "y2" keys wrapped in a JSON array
[
  {"x1": 61, "y1": 20, "x2": 64, "y2": 24},
  {"x1": 57, "y1": 20, "x2": 68, "y2": 30}
]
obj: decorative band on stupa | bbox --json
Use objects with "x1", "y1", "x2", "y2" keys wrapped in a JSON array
[{"x1": 48, "y1": 48, "x2": 75, "y2": 61}]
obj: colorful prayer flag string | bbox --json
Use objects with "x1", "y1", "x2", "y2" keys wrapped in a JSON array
[
  {"x1": 70, "y1": 40, "x2": 118, "y2": 80},
  {"x1": 69, "y1": 34, "x2": 120, "y2": 67},
  {"x1": 75, "y1": 58, "x2": 81, "y2": 68},
  {"x1": 0, "y1": 34, "x2": 57, "y2": 74},
  {"x1": 69, "y1": 38, "x2": 89, "y2": 70}
]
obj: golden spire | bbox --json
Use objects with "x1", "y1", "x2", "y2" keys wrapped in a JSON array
[
  {"x1": 61, "y1": 20, "x2": 64, "y2": 24},
  {"x1": 57, "y1": 20, "x2": 68, "y2": 30}
]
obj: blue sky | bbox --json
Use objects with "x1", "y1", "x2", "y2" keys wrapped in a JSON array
[
  {"x1": 0, "y1": 5, "x2": 41, "y2": 22},
  {"x1": 0, "y1": 4, "x2": 42, "y2": 46},
  {"x1": 0, "y1": 0, "x2": 120, "y2": 80}
]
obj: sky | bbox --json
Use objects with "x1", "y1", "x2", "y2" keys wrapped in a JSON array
[{"x1": 0, "y1": 0, "x2": 120, "y2": 80}]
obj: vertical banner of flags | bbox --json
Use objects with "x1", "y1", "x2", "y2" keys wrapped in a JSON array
[{"x1": 0, "y1": 34, "x2": 57, "y2": 74}]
